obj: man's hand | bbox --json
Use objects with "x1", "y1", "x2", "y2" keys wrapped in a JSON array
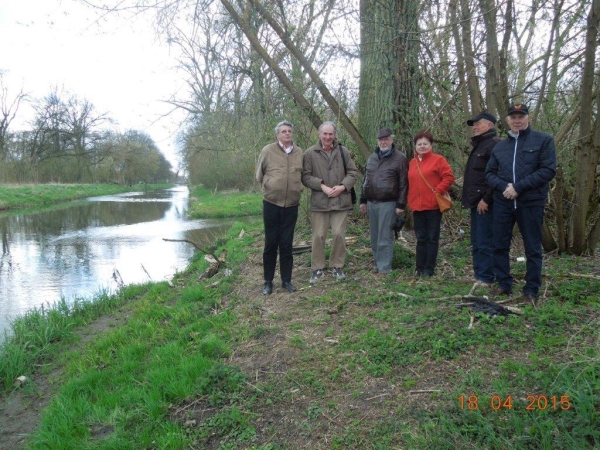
[
  {"x1": 328, "y1": 185, "x2": 346, "y2": 197},
  {"x1": 503, "y1": 183, "x2": 518, "y2": 200},
  {"x1": 321, "y1": 184, "x2": 333, "y2": 196},
  {"x1": 477, "y1": 200, "x2": 489, "y2": 214},
  {"x1": 359, "y1": 204, "x2": 367, "y2": 214}
]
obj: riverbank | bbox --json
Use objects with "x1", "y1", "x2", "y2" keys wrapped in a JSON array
[
  {"x1": 0, "y1": 183, "x2": 174, "y2": 211},
  {"x1": 187, "y1": 186, "x2": 262, "y2": 218},
  {"x1": 0, "y1": 189, "x2": 598, "y2": 449}
]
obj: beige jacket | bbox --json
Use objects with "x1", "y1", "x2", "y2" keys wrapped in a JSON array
[
  {"x1": 256, "y1": 142, "x2": 304, "y2": 207},
  {"x1": 302, "y1": 140, "x2": 359, "y2": 212}
]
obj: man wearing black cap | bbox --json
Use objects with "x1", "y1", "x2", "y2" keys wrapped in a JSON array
[
  {"x1": 463, "y1": 112, "x2": 501, "y2": 286},
  {"x1": 485, "y1": 104, "x2": 556, "y2": 304},
  {"x1": 359, "y1": 128, "x2": 408, "y2": 275}
]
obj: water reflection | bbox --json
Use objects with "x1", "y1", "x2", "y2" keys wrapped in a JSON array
[{"x1": 0, "y1": 186, "x2": 227, "y2": 336}]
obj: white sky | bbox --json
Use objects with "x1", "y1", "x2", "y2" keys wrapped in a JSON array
[{"x1": 0, "y1": 0, "x2": 187, "y2": 169}]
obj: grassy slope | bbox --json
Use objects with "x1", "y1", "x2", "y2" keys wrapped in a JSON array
[
  {"x1": 0, "y1": 189, "x2": 598, "y2": 449},
  {"x1": 0, "y1": 183, "x2": 174, "y2": 211}
]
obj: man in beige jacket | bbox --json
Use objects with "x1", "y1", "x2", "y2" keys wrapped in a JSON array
[
  {"x1": 256, "y1": 120, "x2": 304, "y2": 295},
  {"x1": 302, "y1": 121, "x2": 359, "y2": 284}
]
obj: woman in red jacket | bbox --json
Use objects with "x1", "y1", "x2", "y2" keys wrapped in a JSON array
[{"x1": 407, "y1": 130, "x2": 455, "y2": 277}]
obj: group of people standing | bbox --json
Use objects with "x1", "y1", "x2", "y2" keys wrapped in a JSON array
[{"x1": 256, "y1": 105, "x2": 556, "y2": 304}]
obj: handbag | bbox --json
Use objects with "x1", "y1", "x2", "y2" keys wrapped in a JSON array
[
  {"x1": 338, "y1": 144, "x2": 357, "y2": 204},
  {"x1": 416, "y1": 160, "x2": 453, "y2": 213}
]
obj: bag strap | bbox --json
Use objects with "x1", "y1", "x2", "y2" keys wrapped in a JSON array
[
  {"x1": 338, "y1": 143, "x2": 347, "y2": 175},
  {"x1": 416, "y1": 159, "x2": 436, "y2": 193}
]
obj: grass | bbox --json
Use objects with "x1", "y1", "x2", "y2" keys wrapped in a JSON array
[
  {"x1": 188, "y1": 186, "x2": 263, "y2": 218},
  {"x1": 0, "y1": 192, "x2": 598, "y2": 449},
  {"x1": 0, "y1": 183, "x2": 174, "y2": 211}
]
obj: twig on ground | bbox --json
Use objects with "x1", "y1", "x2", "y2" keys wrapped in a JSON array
[
  {"x1": 568, "y1": 272, "x2": 600, "y2": 280},
  {"x1": 365, "y1": 392, "x2": 390, "y2": 401},
  {"x1": 245, "y1": 381, "x2": 265, "y2": 393},
  {"x1": 323, "y1": 413, "x2": 345, "y2": 427},
  {"x1": 408, "y1": 389, "x2": 441, "y2": 394}
]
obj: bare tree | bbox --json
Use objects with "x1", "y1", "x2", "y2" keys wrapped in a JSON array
[{"x1": 0, "y1": 71, "x2": 27, "y2": 161}]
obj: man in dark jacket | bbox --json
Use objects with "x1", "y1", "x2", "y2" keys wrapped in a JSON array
[
  {"x1": 462, "y1": 112, "x2": 501, "y2": 285},
  {"x1": 359, "y1": 128, "x2": 408, "y2": 275},
  {"x1": 485, "y1": 104, "x2": 556, "y2": 303}
]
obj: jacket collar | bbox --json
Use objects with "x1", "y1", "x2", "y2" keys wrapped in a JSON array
[
  {"x1": 415, "y1": 150, "x2": 434, "y2": 161},
  {"x1": 471, "y1": 129, "x2": 497, "y2": 146},
  {"x1": 508, "y1": 124, "x2": 531, "y2": 139},
  {"x1": 316, "y1": 139, "x2": 339, "y2": 152},
  {"x1": 376, "y1": 143, "x2": 395, "y2": 158}
]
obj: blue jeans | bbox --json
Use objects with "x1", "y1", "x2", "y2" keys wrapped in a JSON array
[
  {"x1": 492, "y1": 201, "x2": 544, "y2": 296},
  {"x1": 413, "y1": 209, "x2": 442, "y2": 276},
  {"x1": 470, "y1": 206, "x2": 495, "y2": 283}
]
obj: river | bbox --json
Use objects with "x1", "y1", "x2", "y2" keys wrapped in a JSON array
[{"x1": 0, "y1": 186, "x2": 229, "y2": 337}]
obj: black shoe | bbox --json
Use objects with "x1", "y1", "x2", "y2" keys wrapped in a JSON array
[
  {"x1": 262, "y1": 281, "x2": 273, "y2": 295},
  {"x1": 490, "y1": 287, "x2": 511, "y2": 296},
  {"x1": 282, "y1": 281, "x2": 297, "y2": 293}
]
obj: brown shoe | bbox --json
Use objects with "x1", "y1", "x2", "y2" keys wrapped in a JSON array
[
  {"x1": 490, "y1": 287, "x2": 511, "y2": 296},
  {"x1": 521, "y1": 294, "x2": 537, "y2": 305}
]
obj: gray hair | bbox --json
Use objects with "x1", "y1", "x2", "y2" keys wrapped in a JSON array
[
  {"x1": 275, "y1": 120, "x2": 294, "y2": 134},
  {"x1": 318, "y1": 121, "x2": 337, "y2": 135}
]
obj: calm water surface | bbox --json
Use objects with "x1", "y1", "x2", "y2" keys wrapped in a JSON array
[{"x1": 0, "y1": 186, "x2": 228, "y2": 336}]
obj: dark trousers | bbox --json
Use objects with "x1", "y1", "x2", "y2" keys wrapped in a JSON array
[
  {"x1": 492, "y1": 201, "x2": 544, "y2": 296},
  {"x1": 470, "y1": 206, "x2": 495, "y2": 283},
  {"x1": 413, "y1": 209, "x2": 443, "y2": 276},
  {"x1": 263, "y1": 200, "x2": 298, "y2": 283}
]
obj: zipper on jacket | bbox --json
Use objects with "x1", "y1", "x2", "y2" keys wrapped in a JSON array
[{"x1": 511, "y1": 132, "x2": 518, "y2": 210}]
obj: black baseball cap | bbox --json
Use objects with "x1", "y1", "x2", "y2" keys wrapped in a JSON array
[
  {"x1": 507, "y1": 104, "x2": 529, "y2": 115},
  {"x1": 466, "y1": 112, "x2": 497, "y2": 126}
]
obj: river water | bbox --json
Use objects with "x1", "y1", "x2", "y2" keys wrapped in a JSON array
[{"x1": 0, "y1": 186, "x2": 229, "y2": 336}]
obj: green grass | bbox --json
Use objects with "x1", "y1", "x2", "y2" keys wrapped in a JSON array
[
  {"x1": 1, "y1": 191, "x2": 598, "y2": 449},
  {"x1": 188, "y1": 186, "x2": 263, "y2": 218},
  {"x1": 0, "y1": 183, "x2": 173, "y2": 211}
]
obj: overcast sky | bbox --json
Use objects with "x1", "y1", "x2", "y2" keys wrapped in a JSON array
[{"x1": 0, "y1": 0, "x2": 186, "y2": 168}]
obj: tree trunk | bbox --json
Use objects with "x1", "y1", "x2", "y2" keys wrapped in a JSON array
[
  {"x1": 571, "y1": 0, "x2": 600, "y2": 255},
  {"x1": 358, "y1": 0, "x2": 419, "y2": 157}
]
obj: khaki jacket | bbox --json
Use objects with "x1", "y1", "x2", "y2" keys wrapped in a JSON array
[
  {"x1": 256, "y1": 142, "x2": 304, "y2": 207},
  {"x1": 302, "y1": 140, "x2": 359, "y2": 212}
]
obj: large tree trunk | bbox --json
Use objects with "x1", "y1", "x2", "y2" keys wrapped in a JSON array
[
  {"x1": 571, "y1": 0, "x2": 600, "y2": 255},
  {"x1": 358, "y1": 0, "x2": 419, "y2": 157}
]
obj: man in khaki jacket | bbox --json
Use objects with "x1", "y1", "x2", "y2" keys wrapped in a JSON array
[
  {"x1": 302, "y1": 121, "x2": 359, "y2": 284},
  {"x1": 256, "y1": 120, "x2": 304, "y2": 295}
]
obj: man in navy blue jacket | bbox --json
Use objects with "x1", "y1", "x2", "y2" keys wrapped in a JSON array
[{"x1": 485, "y1": 104, "x2": 556, "y2": 303}]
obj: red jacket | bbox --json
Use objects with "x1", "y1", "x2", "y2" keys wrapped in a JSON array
[{"x1": 407, "y1": 151, "x2": 455, "y2": 212}]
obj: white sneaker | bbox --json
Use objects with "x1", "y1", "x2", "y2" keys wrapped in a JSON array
[
  {"x1": 332, "y1": 267, "x2": 346, "y2": 281},
  {"x1": 310, "y1": 269, "x2": 324, "y2": 284}
]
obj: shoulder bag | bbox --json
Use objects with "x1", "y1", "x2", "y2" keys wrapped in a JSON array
[{"x1": 416, "y1": 160, "x2": 452, "y2": 213}]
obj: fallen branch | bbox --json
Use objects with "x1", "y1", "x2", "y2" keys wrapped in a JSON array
[
  {"x1": 408, "y1": 389, "x2": 441, "y2": 394},
  {"x1": 568, "y1": 272, "x2": 600, "y2": 280},
  {"x1": 164, "y1": 238, "x2": 226, "y2": 279}
]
